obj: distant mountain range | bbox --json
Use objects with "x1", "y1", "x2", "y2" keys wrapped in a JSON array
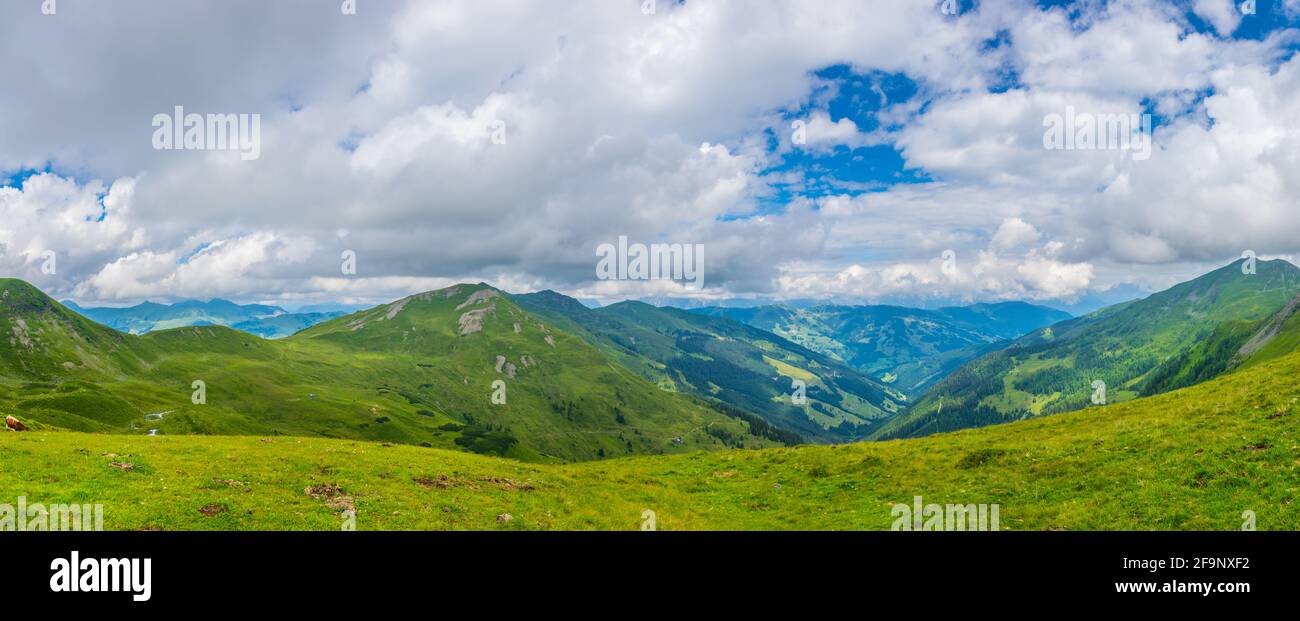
[
  {"x1": 631, "y1": 286, "x2": 1143, "y2": 317},
  {"x1": 62, "y1": 299, "x2": 345, "y2": 339},
  {"x1": 691, "y1": 302, "x2": 1070, "y2": 396},
  {"x1": 1040, "y1": 283, "x2": 1147, "y2": 316}
]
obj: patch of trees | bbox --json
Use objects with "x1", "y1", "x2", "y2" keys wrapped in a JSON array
[
  {"x1": 453, "y1": 424, "x2": 519, "y2": 456},
  {"x1": 705, "y1": 401, "x2": 803, "y2": 446},
  {"x1": 1140, "y1": 321, "x2": 1255, "y2": 396}
]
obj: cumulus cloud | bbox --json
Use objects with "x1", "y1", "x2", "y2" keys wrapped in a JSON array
[
  {"x1": 791, "y1": 110, "x2": 873, "y2": 152},
  {"x1": 74, "y1": 232, "x2": 318, "y2": 301},
  {"x1": 991, "y1": 218, "x2": 1042, "y2": 252},
  {"x1": 777, "y1": 236, "x2": 1095, "y2": 304},
  {"x1": 0, "y1": 0, "x2": 1297, "y2": 309},
  {"x1": 1193, "y1": 0, "x2": 1243, "y2": 35}
]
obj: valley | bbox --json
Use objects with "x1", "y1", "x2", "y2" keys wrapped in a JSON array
[
  {"x1": 3, "y1": 334, "x2": 1295, "y2": 530},
  {"x1": 513, "y1": 290, "x2": 904, "y2": 443},
  {"x1": 4, "y1": 258, "x2": 1300, "y2": 531},
  {"x1": 876, "y1": 259, "x2": 1300, "y2": 439},
  {"x1": 693, "y1": 302, "x2": 1069, "y2": 396}
]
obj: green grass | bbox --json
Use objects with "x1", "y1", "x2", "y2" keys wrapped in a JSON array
[{"x1": 4, "y1": 342, "x2": 1297, "y2": 531}]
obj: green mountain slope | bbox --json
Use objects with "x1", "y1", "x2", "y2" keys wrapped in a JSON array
[
  {"x1": 0, "y1": 280, "x2": 776, "y2": 462},
  {"x1": 5, "y1": 326, "x2": 1297, "y2": 530},
  {"x1": 514, "y1": 291, "x2": 905, "y2": 443},
  {"x1": 876, "y1": 259, "x2": 1300, "y2": 440},
  {"x1": 693, "y1": 302, "x2": 1069, "y2": 395},
  {"x1": 1141, "y1": 291, "x2": 1300, "y2": 395}
]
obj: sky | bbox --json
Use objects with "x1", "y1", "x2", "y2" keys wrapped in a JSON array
[{"x1": 2, "y1": 0, "x2": 1300, "y2": 310}]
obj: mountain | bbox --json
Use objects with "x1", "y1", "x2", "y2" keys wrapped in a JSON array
[
  {"x1": 7, "y1": 309, "x2": 1299, "y2": 530},
  {"x1": 229, "y1": 312, "x2": 345, "y2": 339},
  {"x1": 64, "y1": 298, "x2": 344, "y2": 338},
  {"x1": 1, "y1": 280, "x2": 148, "y2": 380},
  {"x1": 2, "y1": 279, "x2": 777, "y2": 462},
  {"x1": 692, "y1": 301, "x2": 1070, "y2": 396},
  {"x1": 1141, "y1": 291, "x2": 1300, "y2": 395},
  {"x1": 291, "y1": 302, "x2": 372, "y2": 315},
  {"x1": 1041, "y1": 283, "x2": 1146, "y2": 316},
  {"x1": 876, "y1": 259, "x2": 1300, "y2": 440},
  {"x1": 512, "y1": 290, "x2": 905, "y2": 443}
]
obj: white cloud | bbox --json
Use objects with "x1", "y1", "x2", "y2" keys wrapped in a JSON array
[
  {"x1": 991, "y1": 217, "x2": 1042, "y2": 251},
  {"x1": 74, "y1": 232, "x2": 317, "y2": 301},
  {"x1": 0, "y1": 0, "x2": 1297, "y2": 309},
  {"x1": 775, "y1": 238, "x2": 1095, "y2": 304},
  {"x1": 1193, "y1": 0, "x2": 1243, "y2": 35},
  {"x1": 793, "y1": 110, "x2": 871, "y2": 152}
]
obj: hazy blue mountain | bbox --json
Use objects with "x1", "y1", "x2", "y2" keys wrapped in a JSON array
[
  {"x1": 289, "y1": 302, "x2": 372, "y2": 315},
  {"x1": 63, "y1": 299, "x2": 343, "y2": 338},
  {"x1": 1041, "y1": 283, "x2": 1146, "y2": 316}
]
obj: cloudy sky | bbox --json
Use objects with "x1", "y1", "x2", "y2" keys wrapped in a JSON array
[{"x1": 2, "y1": 0, "x2": 1300, "y2": 310}]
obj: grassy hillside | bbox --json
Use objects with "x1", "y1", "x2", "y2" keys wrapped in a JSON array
[
  {"x1": 514, "y1": 291, "x2": 905, "y2": 443},
  {"x1": 0, "y1": 280, "x2": 777, "y2": 462},
  {"x1": 1140, "y1": 290, "x2": 1300, "y2": 397},
  {"x1": 3, "y1": 336, "x2": 1297, "y2": 530},
  {"x1": 878, "y1": 259, "x2": 1300, "y2": 439},
  {"x1": 694, "y1": 302, "x2": 1069, "y2": 396}
]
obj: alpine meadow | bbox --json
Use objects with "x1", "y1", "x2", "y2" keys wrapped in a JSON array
[{"x1": 5, "y1": 0, "x2": 1300, "y2": 585}]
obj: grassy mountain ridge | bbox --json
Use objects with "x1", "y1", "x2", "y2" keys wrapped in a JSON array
[
  {"x1": 1142, "y1": 291, "x2": 1300, "y2": 395},
  {"x1": 876, "y1": 259, "x2": 1300, "y2": 440},
  {"x1": 514, "y1": 290, "x2": 905, "y2": 443},
  {"x1": 0, "y1": 279, "x2": 151, "y2": 379},
  {"x1": 4, "y1": 328, "x2": 1297, "y2": 530},
  {"x1": 1, "y1": 280, "x2": 777, "y2": 462},
  {"x1": 692, "y1": 301, "x2": 1069, "y2": 395}
]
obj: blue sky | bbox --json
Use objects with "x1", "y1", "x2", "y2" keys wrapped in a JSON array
[{"x1": 752, "y1": 0, "x2": 1300, "y2": 215}]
